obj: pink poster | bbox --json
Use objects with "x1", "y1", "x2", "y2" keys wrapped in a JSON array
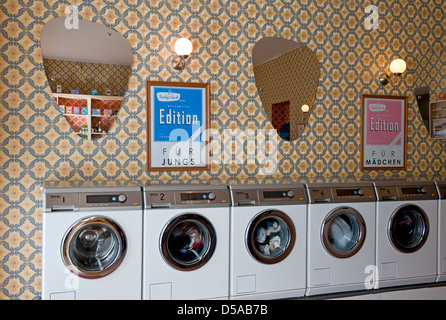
[
  {"x1": 362, "y1": 95, "x2": 407, "y2": 170},
  {"x1": 366, "y1": 99, "x2": 403, "y2": 146}
]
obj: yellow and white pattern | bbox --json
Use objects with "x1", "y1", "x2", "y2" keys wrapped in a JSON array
[{"x1": 0, "y1": 0, "x2": 445, "y2": 299}]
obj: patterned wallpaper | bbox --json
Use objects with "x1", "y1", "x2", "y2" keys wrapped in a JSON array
[{"x1": 1, "y1": 0, "x2": 445, "y2": 299}]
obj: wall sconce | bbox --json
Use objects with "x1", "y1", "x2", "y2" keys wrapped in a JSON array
[
  {"x1": 379, "y1": 58, "x2": 407, "y2": 85},
  {"x1": 300, "y1": 104, "x2": 310, "y2": 121},
  {"x1": 172, "y1": 38, "x2": 193, "y2": 71}
]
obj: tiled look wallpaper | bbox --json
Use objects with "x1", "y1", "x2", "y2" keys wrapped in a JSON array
[{"x1": 0, "y1": 0, "x2": 445, "y2": 299}]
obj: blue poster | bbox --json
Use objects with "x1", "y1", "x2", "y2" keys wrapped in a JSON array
[{"x1": 152, "y1": 86, "x2": 204, "y2": 142}]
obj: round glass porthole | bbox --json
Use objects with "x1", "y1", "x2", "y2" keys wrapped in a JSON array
[
  {"x1": 247, "y1": 210, "x2": 296, "y2": 264},
  {"x1": 62, "y1": 216, "x2": 127, "y2": 279},
  {"x1": 161, "y1": 214, "x2": 216, "y2": 271},
  {"x1": 322, "y1": 207, "x2": 366, "y2": 259},
  {"x1": 389, "y1": 205, "x2": 429, "y2": 253}
]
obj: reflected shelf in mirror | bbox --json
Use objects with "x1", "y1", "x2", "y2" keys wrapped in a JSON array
[{"x1": 41, "y1": 17, "x2": 132, "y2": 141}]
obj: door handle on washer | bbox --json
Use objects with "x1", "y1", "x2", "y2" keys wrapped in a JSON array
[
  {"x1": 50, "y1": 205, "x2": 76, "y2": 212},
  {"x1": 150, "y1": 203, "x2": 172, "y2": 208},
  {"x1": 314, "y1": 198, "x2": 331, "y2": 203},
  {"x1": 237, "y1": 200, "x2": 256, "y2": 206}
]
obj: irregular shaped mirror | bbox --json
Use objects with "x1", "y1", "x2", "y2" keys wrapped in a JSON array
[
  {"x1": 252, "y1": 37, "x2": 320, "y2": 141},
  {"x1": 41, "y1": 18, "x2": 132, "y2": 140},
  {"x1": 413, "y1": 50, "x2": 445, "y2": 135}
]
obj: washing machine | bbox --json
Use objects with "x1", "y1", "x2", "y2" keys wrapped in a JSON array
[
  {"x1": 305, "y1": 181, "x2": 376, "y2": 296},
  {"x1": 142, "y1": 183, "x2": 230, "y2": 300},
  {"x1": 374, "y1": 180, "x2": 438, "y2": 288},
  {"x1": 229, "y1": 183, "x2": 307, "y2": 300},
  {"x1": 434, "y1": 180, "x2": 446, "y2": 282},
  {"x1": 42, "y1": 180, "x2": 143, "y2": 300}
]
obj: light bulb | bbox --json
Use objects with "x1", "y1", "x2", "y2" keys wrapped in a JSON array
[
  {"x1": 389, "y1": 58, "x2": 406, "y2": 75},
  {"x1": 301, "y1": 104, "x2": 310, "y2": 113},
  {"x1": 174, "y1": 38, "x2": 193, "y2": 57}
]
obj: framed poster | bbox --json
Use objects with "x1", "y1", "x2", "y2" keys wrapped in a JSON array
[
  {"x1": 147, "y1": 81, "x2": 210, "y2": 171},
  {"x1": 361, "y1": 94, "x2": 408, "y2": 170}
]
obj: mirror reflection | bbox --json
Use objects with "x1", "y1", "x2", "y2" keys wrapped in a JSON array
[
  {"x1": 413, "y1": 50, "x2": 445, "y2": 135},
  {"x1": 41, "y1": 18, "x2": 132, "y2": 140},
  {"x1": 252, "y1": 37, "x2": 320, "y2": 141}
]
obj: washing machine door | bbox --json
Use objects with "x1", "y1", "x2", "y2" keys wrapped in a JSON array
[
  {"x1": 161, "y1": 214, "x2": 217, "y2": 271},
  {"x1": 61, "y1": 216, "x2": 127, "y2": 279},
  {"x1": 321, "y1": 207, "x2": 366, "y2": 259},
  {"x1": 246, "y1": 210, "x2": 296, "y2": 264},
  {"x1": 388, "y1": 204, "x2": 429, "y2": 253}
]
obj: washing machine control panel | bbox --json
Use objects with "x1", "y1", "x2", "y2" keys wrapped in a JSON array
[
  {"x1": 176, "y1": 190, "x2": 230, "y2": 206},
  {"x1": 45, "y1": 191, "x2": 142, "y2": 210},
  {"x1": 332, "y1": 187, "x2": 376, "y2": 202},
  {"x1": 145, "y1": 190, "x2": 230, "y2": 208},
  {"x1": 398, "y1": 185, "x2": 437, "y2": 200},
  {"x1": 231, "y1": 190, "x2": 259, "y2": 206},
  {"x1": 259, "y1": 188, "x2": 307, "y2": 204},
  {"x1": 375, "y1": 186, "x2": 399, "y2": 201},
  {"x1": 308, "y1": 186, "x2": 376, "y2": 203},
  {"x1": 86, "y1": 194, "x2": 127, "y2": 203},
  {"x1": 80, "y1": 192, "x2": 142, "y2": 208},
  {"x1": 375, "y1": 184, "x2": 438, "y2": 201},
  {"x1": 231, "y1": 187, "x2": 307, "y2": 206},
  {"x1": 45, "y1": 193, "x2": 79, "y2": 212}
]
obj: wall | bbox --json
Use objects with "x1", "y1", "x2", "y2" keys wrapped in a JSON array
[{"x1": 1, "y1": 0, "x2": 445, "y2": 299}]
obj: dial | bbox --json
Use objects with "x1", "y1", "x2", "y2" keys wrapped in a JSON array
[{"x1": 118, "y1": 194, "x2": 127, "y2": 203}]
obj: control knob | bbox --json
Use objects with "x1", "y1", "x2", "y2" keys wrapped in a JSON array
[
  {"x1": 208, "y1": 192, "x2": 216, "y2": 200},
  {"x1": 287, "y1": 190, "x2": 295, "y2": 198},
  {"x1": 118, "y1": 194, "x2": 127, "y2": 203}
]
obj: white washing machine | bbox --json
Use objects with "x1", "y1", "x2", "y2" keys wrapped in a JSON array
[
  {"x1": 229, "y1": 183, "x2": 307, "y2": 300},
  {"x1": 42, "y1": 181, "x2": 143, "y2": 300},
  {"x1": 305, "y1": 181, "x2": 376, "y2": 296},
  {"x1": 142, "y1": 183, "x2": 230, "y2": 300},
  {"x1": 374, "y1": 180, "x2": 438, "y2": 288},
  {"x1": 434, "y1": 181, "x2": 446, "y2": 282}
]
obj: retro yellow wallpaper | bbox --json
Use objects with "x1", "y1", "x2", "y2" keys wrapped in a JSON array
[{"x1": 1, "y1": 0, "x2": 445, "y2": 299}]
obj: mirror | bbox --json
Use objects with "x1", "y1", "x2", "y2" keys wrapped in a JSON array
[
  {"x1": 252, "y1": 37, "x2": 320, "y2": 141},
  {"x1": 41, "y1": 18, "x2": 132, "y2": 140},
  {"x1": 413, "y1": 50, "x2": 445, "y2": 134}
]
